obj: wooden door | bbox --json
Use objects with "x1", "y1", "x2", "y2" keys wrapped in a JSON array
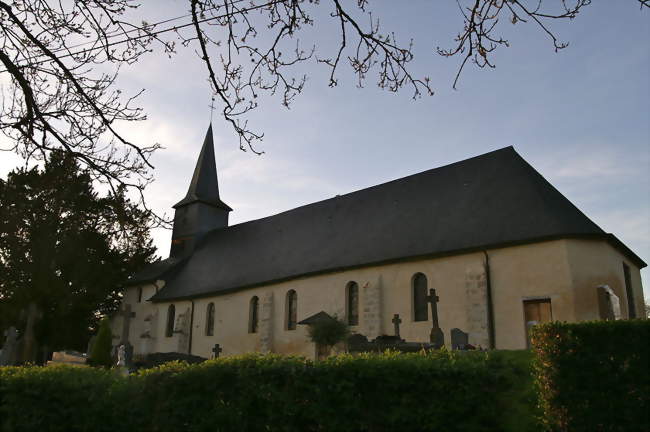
[{"x1": 523, "y1": 299, "x2": 552, "y2": 348}]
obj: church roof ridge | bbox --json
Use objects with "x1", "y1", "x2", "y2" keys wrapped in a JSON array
[{"x1": 223, "y1": 146, "x2": 520, "y2": 231}]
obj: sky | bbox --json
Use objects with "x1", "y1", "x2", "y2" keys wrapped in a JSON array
[{"x1": 1, "y1": 1, "x2": 649, "y2": 297}]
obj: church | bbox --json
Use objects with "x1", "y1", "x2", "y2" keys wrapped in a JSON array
[{"x1": 111, "y1": 125, "x2": 646, "y2": 360}]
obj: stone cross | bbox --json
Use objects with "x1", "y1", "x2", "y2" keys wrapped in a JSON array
[
  {"x1": 118, "y1": 303, "x2": 136, "y2": 344},
  {"x1": 426, "y1": 288, "x2": 445, "y2": 348},
  {"x1": 426, "y1": 289, "x2": 440, "y2": 327},
  {"x1": 392, "y1": 314, "x2": 402, "y2": 338},
  {"x1": 212, "y1": 343, "x2": 223, "y2": 359}
]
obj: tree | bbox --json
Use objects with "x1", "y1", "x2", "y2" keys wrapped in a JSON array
[
  {"x1": 0, "y1": 151, "x2": 155, "y2": 355},
  {"x1": 2, "y1": 0, "x2": 638, "y2": 205},
  {"x1": 306, "y1": 314, "x2": 350, "y2": 357},
  {"x1": 89, "y1": 318, "x2": 114, "y2": 368}
]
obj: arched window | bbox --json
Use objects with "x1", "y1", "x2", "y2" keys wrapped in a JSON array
[
  {"x1": 286, "y1": 290, "x2": 297, "y2": 330},
  {"x1": 137, "y1": 287, "x2": 143, "y2": 303},
  {"x1": 165, "y1": 304, "x2": 176, "y2": 337},
  {"x1": 249, "y1": 296, "x2": 259, "y2": 333},
  {"x1": 346, "y1": 282, "x2": 359, "y2": 326},
  {"x1": 205, "y1": 302, "x2": 215, "y2": 336},
  {"x1": 413, "y1": 273, "x2": 428, "y2": 322}
]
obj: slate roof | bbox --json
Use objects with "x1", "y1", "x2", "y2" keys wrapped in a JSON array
[
  {"x1": 173, "y1": 124, "x2": 232, "y2": 211},
  {"x1": 143, "y1": 146, "x2": 645, "y2": 301},
  {"x1": 128, "y1": 257, "x2": 184, "y2": 286},
  {"x1": 298, "y1": 311, "x2": 336, "y2": 325}
]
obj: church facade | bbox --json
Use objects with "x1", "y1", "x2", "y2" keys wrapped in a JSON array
[{"x1": 111, "y1": 126, "x2": 646, "y2": 359}]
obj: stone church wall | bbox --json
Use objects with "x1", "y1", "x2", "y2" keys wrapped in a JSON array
[
  {"x1": 111, "y1": 239, "x2": 641, "y2": 359},
  {"x1": 565, "y1": 239, "x2": 645, "y2": 321}
]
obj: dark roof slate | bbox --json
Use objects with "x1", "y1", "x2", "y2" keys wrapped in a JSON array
[
  {"x1": 148, "y1": 146, "x2": 644, "y2": 302},
  {"x1": 298, "y1": 311, "x2": 336, "y2": 325},
  {"x1": 127, "y1": 257, "x2": 183, "y2": 286},
  {"x1": 173, "y1": 124, "x2": 231, "y2": 210}
]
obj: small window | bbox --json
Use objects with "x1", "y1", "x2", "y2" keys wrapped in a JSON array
[
  {"x1": 346, "y1": 282, "x2": 359, "y2": 326},
  {"x1": 249, "y1": 296, "x2": 259, "y2": 333},
  {"x1": 286, "y1": 290, "x2": 297, "y2": 330},
  {"x1": 623, "y1": 263, "x2": 636, "y2": 319},
  {"x1": 165, "y1": 304, "x2": 176, "y2": 337},
  {"x1": 205, "y1": 302, "x2": 215, "y2": 336},
  {"x1": 413, "y1": 273, "x2": 428, "y2": 322},
  {"x1": 137, "y1": 287, "x2": 143, "y2": 303}
]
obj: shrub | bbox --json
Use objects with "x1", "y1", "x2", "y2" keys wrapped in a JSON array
[
  {"x1": 0, "y1": 350, "x2": 534, "y2": 432},
  {"x1": 306, "y1": 314, "x2": 350, "y2": 347},
  {"x1": 531, "y1": 320, "x2": 649, "y2": 432},
  {"x1": 88, "y1": 318, "x2": 113, "y2": 368}
]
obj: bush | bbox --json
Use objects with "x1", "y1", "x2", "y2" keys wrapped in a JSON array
[
  {"x1": 306, "y1": 315, "x2": 350, "y2": 347},
  {"x1": 0, "y1": 350, "x2": 534, "y2": 432},
  {"x1": 88, "y1": 318, "x2": 113, "y2": 368},
  {"x1": 531, "y1": 320, "x2": 650, "y2": 432}
]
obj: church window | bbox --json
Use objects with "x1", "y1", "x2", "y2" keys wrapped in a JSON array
[
  {"x1": 346, "y1": 282, "x2": 359, "y2": 326},
  {"x1": 137, "y1": 287, "x2": 142, "y2": 303},
  {"x1": 165, "y1": 304, "x2": 175, "y2": 337},
  {"x1": 623, "y1": 263, "x2": 636, "y2": 318},
  {"x1": 249, "y1": 296, "x2": 259, "y2": 333},
  {"x1": 413, "y1": 273, "x2": 428, "y2": 322},
  {"x1": 286, "y1": 290, "x2": 297, "y2": 330},
  {"x1": 206, "y1": 302, "x2": 215, "y2": 336}
]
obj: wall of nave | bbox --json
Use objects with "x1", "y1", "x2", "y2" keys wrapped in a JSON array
[{"x1": 113, "y1": 239, "x2": 644, "y2": 359}]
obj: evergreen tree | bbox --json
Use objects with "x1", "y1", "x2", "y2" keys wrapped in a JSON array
[
  {"x1": 0, "y1": 152, "x2": 156, "y2": 354},
  {"x1": 89, "y1": 318, "x2": 114, "y2": 368}
]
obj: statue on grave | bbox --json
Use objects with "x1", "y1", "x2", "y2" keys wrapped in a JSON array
[{"x1": 116, "y1": 344, "x2": 126, "y2": 367}]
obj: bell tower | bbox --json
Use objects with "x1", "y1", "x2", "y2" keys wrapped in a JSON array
[{"x1": 170, "y1": 124, "x2": 232, "y2": 257}]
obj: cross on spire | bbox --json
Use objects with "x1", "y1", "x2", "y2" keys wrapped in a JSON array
[
  {"x1": 209, "y1": 96, "x2": 216, "y2": 122},
  {"x1": 212, "y1": 343, "x2": 223, "y2": 359},
  {"x1": 118, "y1": 304, "x2": 136, "y2": 345},
  {"x1": 392, "y1": 314, "x2": 402, "y2": 338}
]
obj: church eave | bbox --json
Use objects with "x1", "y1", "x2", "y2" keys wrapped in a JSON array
[
  {"x1": 172, "y1": 195, "x2": 232, "y2": 211},
  {"x1": 149, "y1": 231, "x2": 645, "y2": 303}
]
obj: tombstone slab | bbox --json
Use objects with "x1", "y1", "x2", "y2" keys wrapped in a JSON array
[{"x1": 450, "y1": 328, "x2": 469, "y2": 350}]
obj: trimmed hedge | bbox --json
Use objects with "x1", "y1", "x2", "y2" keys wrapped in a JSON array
[
  {"x1": 531, "y1": 320, "x2": 650, "y2": 432},
  {"x1": 0, "y1": 350, "x2": 535, "y2": 432}
]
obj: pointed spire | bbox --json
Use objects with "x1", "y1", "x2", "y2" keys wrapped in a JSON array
[{"x1": 173, "y1": 124, "x2": 232, "y2": 210}]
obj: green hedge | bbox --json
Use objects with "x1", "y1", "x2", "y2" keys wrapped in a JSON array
[
  {"x1": 531, "y1": 320, "x2": 649, "y2": 432},
  {"x1": 0, "y1": 350, "x2": 535, "y2": 432}
]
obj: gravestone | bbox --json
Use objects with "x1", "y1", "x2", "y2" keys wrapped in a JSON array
[
  {"x1": 426, "y1": 289, "x2": 445, "y2": 348},
  {"x1": 392, "y1": 314, "x2": 402, "y2": 338},
  {"x1": 211, "y1": 343, "x2": 223, "y2": 359},
  {"x1": 47, "y1": 350, "x2": 87, "y2": 367},
  {"x1": 0, "y1": 326, "x2": 19, "y2": 366},
  {"x1": 450, "y1": 328, "x2": 469, "y2": 350},
  {"x1": 597, "y1": 285, "x2": 621, "y2": 320}
]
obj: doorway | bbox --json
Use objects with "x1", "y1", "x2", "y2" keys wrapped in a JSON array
[{"x1": 523, "y1": 299, "x2": 552, "y2": 348}]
